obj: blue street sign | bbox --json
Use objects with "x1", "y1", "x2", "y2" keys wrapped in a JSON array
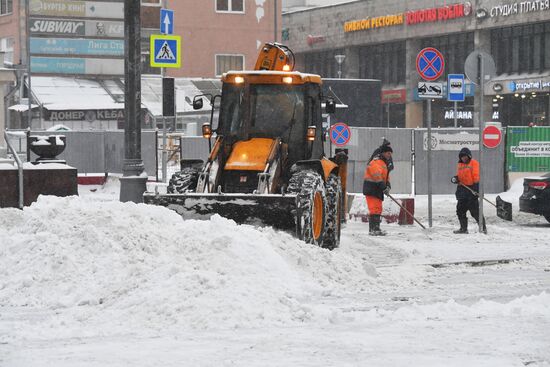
[
  {"x1": 330, "y1": 123, "x2": 351, "y2": 147},
  {"x1": 160, "y1": 8, "x2": 174, "y2": 35},
  {"x1": 416, "y1": 47, "x2": 445, "y2": 81},
  {"x1": 150, "y1": 34, "x2": 181, "y2": 68},
  {"x1": 448, "y1": 74, "x2": 465, "y2": 102}
]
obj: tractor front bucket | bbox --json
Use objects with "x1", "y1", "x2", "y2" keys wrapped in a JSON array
[{"x1": 143, "y1": 192, "x2": 298, "y2": 232}]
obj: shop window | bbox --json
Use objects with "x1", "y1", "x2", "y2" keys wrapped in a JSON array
[
  {"x1": 0, "y1": 0, "x2": 13, "y2": 15},
  {"x1": 303, "y1": 49, "x2": 343, "y2": 78},
  {"x1": 216, "y1": 0, "x2": 244, "y2": 13},
  {"x1": 358, "y1": 41, "x2": 405, "y2": 86},
  {"x1": 491, "y1": 21, "x2": 550, "y2": 75},
  {"x1": 421, "y1": 33, "x2": 474, "y2": 78},
  {"x1": 0, "y1": 37, "x2": 13, "y2": 64},
  {"x1": 215, "y1": 54, "x2": 244, "y2": 76}
]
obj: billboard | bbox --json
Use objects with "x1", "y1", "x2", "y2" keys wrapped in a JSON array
[
  {"x1": 30, "y1": 18, "x2": 124, "y2": 38},
  {"x1": 30, "y1": 0, "x2": 123, "y2": 19},
  {"x1": 506, "y1": 126, "x2": 550, "y2": 172},
  {"x1": 31, "y1": 57, "x2": 124, "y2": 75},
  {"x1": 31, "y1": 37, "x2": 124, "y2": 56}
]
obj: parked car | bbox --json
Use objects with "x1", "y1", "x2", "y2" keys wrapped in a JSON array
[{"x1": 519, "y1": 174, "x2": 550, "y2": 223}]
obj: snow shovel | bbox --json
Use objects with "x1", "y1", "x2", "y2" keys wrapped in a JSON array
[
  {"x1": 459, "y1": 183, "x2": 512, "y2": 221},
  {"x1": 385, "y1": 193, "x2": 426, "y2": 230}
]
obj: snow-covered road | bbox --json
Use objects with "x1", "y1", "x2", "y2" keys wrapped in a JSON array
[{"x1": 0, "y1": 179, "x2": 549, "y2": 367}]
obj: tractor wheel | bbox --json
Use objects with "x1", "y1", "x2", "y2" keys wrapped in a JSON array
[
  {"x1": 287, "y1": 170, "x2": 327, "y2": 246},
  {"x1": 323, "y1": 173, "x2": 342, "y2": 250},
  {"x1": 167, "y1": 167, "x2": 199, "y2": 194}
]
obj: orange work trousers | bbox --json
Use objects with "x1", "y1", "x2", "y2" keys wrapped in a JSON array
[{"x1": 366, "y1": 196, "x2": 383, "y2": 215}]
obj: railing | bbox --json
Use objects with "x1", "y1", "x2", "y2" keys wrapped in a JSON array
[{"x1": 4, "y1": 130, "x2": 25, "y2": 209}]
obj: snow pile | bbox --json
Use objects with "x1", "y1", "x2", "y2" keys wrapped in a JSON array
[
  {"x1": 0, "y1": 195, "x2": 376, "y2": 337},
  {"x1": 331, "y1": 292, "x2": 550, "y2": 324},
  {"x1": 497, "y1": 178, "x2": 525, "y2": 208}
]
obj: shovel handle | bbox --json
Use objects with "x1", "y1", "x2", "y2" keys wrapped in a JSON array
[
  {"x1": 386, "y1": 193, "x2": 426, "y2": 230},
  {"x1": 459, "y1": 183, "x2": 497, "y2": 208}
]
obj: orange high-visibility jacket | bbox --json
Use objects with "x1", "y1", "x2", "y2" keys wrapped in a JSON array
[
  {"x1": 363, "y1": 158, "x2": 389, "y2": 200},
  {"x1": 456, "y1": 159, "x2": 480, "y2": 186}
]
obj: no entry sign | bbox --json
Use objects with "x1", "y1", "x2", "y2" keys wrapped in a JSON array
[
  {"x1": 482, "y1": 125, "x2": 502, "y2": 149},
  {"x1": 416, "y1": 47, "x2": 445, "y2": 81},
  {"x1": 330, "y1": 123, "x2": 351, "y2": 147}
]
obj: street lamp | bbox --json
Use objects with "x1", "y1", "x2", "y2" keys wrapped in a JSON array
[{"x1": 335, "y1": 54, "x2": 346, "y2": 79}]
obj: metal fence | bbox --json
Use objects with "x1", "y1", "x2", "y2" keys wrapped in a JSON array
[
  {"x1": 414, "y1": 128, "x2": 505, "y2": 194},
  {"x1": 334, "y1": 127, "x2": 414, "y2": 194},
  {"x1": 27, "y1": 130, "x2": 158, "y2": 176},
  {"x1": 178, "y1": 128, "x2": 507, "y2": 195}
]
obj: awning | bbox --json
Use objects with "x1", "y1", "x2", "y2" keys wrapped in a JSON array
[{"x1": 8, "y1": 104, "x2": 39, "y2": 112}]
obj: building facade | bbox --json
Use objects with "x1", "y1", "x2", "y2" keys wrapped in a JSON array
[
  {"x1": 143, "y1": 0, "x2": 281, "y2": 78},
  {"x1": 283, "y1": 0, "x2": 550, "y2": 128},
  {"x1": 0, "y1": 0, "x2": 281, "y2": 132}
]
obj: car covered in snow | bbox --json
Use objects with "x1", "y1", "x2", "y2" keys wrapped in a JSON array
[{"x1": 519, "y1": 174, "x2": 550, "y2": 223}]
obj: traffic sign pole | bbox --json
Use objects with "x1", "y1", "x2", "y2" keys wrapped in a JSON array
[
  {"x1": 478, "y1": 54, "x2": 486, "y2": 234},
  {"x1": 429, "y1": 106, "x2": 433, "y2": 229},
  {"x1": 454, "y1": 101, "x2": 458, "y2": 128}
]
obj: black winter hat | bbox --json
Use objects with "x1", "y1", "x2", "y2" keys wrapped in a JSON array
[
  {"x1": 459, "y1": 147, "x2": 472, "y2": 159},
  {"x1": 380, "y1": 145, "x2": 393, "y2": 153}
]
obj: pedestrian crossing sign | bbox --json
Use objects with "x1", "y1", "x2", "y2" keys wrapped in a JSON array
[{"x1": 150, "y1": 34, "x2": 181, "y2": 68}]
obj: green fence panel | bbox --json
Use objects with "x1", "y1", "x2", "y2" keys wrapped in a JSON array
[{"x1": 506, "y1": 126, "x2": 550, "y2": 172}]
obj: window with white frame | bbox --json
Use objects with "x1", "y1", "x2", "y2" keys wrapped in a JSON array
[
  {"x1": 0, "y1": 0, "x2": 13, "y2": 15},
  {"x1": 216, "y1": 0, "x2": 244, "y2": 13},
  {"x1": 0, "y1": 38, "x2": 14, "y2": 64},
  {"x1": 141, "y1": 0, "x2": 161, "y2": 6},
  {"x1": 216, "y1": 54, "x2": 244, "y2": 76}
]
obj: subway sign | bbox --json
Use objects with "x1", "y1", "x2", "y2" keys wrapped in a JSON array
[{"x1": 30, "y1": 18, "x2": 124, "y2": 38}]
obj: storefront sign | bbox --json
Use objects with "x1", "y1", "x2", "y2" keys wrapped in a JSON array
[
  {"x1": 45, "y1": 109, "x2": 125, "y2": 122},
  {"x1": 381, "y1": 89, "x2": 406, "y2": 104},
  {"x1": 406, "y1": 3, "x2": 471, "y2": 25},
  {"x1": 306, "y1": 35, "x2": 326, "y2": 46},
  {"x1": 30, "y1": 37, "x2": 124, "y2": 56},
  {"x1": 30, "y1": 0, "x2": 123, "y2": 19},
  {"x1": 344, "y1": 14, "x2": 404, "y2": 32},
  {"x1": 490, "y1": 0, "x2": 550, "y2": 18},
  {"x1": 29, "y1": 18, "x2": 124, "y2": 38},
  {"x1": 30, "y1": 19, "x2": 85, "y2": 35},
  {"x1": 345, "y1": 2, "x2": 470, "y2": 32},
  {"x1": 423, "y1": 132, "x2": 479, "y2": 151},
  {"x1": 510, "y1": 80, "x2": 550, "y2": 92},
  {"x1": 31, "y1": 56, "x2": 124, "y2": 75},
  {"x1": 444, "y1": 110, "x2": 473, "y2": 120}
]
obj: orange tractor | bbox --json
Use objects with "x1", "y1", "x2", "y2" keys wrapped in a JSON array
[{"x1": 144, "y1": 43, "x2": 348, "y2": 249}]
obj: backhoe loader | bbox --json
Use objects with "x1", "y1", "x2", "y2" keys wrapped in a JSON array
[{"x1": 143, "y1": 43, "x2": 348, "y2": 249}]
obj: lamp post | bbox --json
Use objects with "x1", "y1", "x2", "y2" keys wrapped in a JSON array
[
  {"x1": 120, "y1": 0, "x2": 147, "y2": 203},
  {"x1": 335, "y1": 54, "x2": 346, "y2": 79}
]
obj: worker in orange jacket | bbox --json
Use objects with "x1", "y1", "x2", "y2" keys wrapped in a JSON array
[
  {"x1": 451, "y1": 147, "x2": 486, "y2": 233},
  {"x1": 363, "y1": 145, "x2": 392, "y2": 236}
]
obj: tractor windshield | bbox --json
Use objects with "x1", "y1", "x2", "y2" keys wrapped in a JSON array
[{"x1": 219, "y1": 83, "x2": 306, "y2": 141}]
